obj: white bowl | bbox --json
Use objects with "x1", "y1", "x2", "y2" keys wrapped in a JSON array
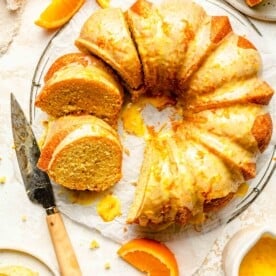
[
  {"x1": 222, "y1": 225, "x2": 276, "y2": 276},
  {"x1": 0, "y1": 247, "x2": 57, "y2": 275}
]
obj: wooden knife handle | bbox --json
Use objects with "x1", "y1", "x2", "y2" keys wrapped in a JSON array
[{"x1": 46, "y1": 212, "x2": 82, "y2": 276}]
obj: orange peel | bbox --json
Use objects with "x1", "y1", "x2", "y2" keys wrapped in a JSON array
[
  {"x1": 118, "y1": 238, "x2": 179, "y2": 276},
  {"x1": 35, "y1": 0, "x2": 86, "y2": 30}
]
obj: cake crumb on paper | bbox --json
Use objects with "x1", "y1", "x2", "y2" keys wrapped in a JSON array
[
  {"x1": 0, "y1": 176, "x2": 6, "y2": 184},
  {"x1": 104, "y1": 262, "x2": 111, "y2": 270},
  {"x1": 124, "y1": 147, "x2": 130, "y2": 156},
  {"x1": 89, "y1": 240, "x2": 100, "y2": 249}
]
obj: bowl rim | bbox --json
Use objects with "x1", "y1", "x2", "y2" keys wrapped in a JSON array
[{"x1": 224, "y1": 225, "x2": 276, "y2": 276}]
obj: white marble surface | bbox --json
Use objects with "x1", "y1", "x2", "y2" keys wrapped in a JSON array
[{"x1": 0, "y1": 0, "x2": 275, "y2": 275}]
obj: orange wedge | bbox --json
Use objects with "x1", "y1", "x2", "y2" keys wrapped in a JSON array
[
  {"x1": 96, "y1": 0, "x2": 110, "y2": 8},
  {"x1": 35, "y1": 0, "x2": 86, "y2": 30},
  {"x1": 117, "y1": 238, "x2": 179, "y2": 276}
]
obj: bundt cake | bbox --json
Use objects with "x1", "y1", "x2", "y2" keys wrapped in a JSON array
[
  {"x1": 37, "y1": 115, "x2": 123, "y2": 191},
  {"x1": 35, "y1": 53, "x2": 124, "y2": 127},
  {"x1": 35, "y1": 0, "x2": 274, "y2": 230}
]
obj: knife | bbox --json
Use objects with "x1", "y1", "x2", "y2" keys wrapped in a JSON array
[{"x1": 10, "y1": 93, "x2": 82, "y2": 276}]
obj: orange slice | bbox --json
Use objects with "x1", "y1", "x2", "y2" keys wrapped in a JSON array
[
  {"x1": 96, "y1": 0, "x2": 110, "y2": 8},
  {"x1": 35, "y1": 0, "x2": 86, "y2": 30},
  {"x1": 117, "y1": 238, "x2": 179, "y2": 276}
]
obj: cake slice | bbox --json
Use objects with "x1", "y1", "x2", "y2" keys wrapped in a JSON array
[
  {"x1": 75, "y1": 8, "x2": 143, "y2": 99},
  {"x1": 178, "y1": 15, "x2": 233, "y2": 90},
  {"x1": 184, "y1": 77, "x2": 274, "y2": 112},
  {"x1": 37, "y1": 115, "x2": 122, "y2": 191},
  {"x1": 170, "y1": 133, "x2": 244, "y2": 213},
  {"x1": 185, "y1": 104, "x2": 272, "y2": 154},
  {"x1": 185, "y1": 124, "x2": 258, "y2": 180},
  {"x1": 43, "y1": 52, "x2": 111, "y2": 82},
  {"x1": 126, "y1": 0, "x2": 167, "y2": 95},
  {"x1": 127, "y1": 137, "x2": 194, "y2": 228},
  {"x1": 184, "y1": 99, "x2": 272, "y2": 180},
  {"x1": 126, "y1": 0, "x2": 206, "y2": 95},
  {"x1": 157, "y1": 0, "x2": 207, "y2": 91},
  {"x1": 35, "y1": 53, "x2": 124, "y2": 127},
  {"x1": 186, "y1": 34, "x2": 261, "y2": 94}
]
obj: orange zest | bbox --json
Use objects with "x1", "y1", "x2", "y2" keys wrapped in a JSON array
[
  {"x1": 96, "y1": 0, "x2": 110, "y2": 9},
  {"x1": 35, "y1": 0, "x2": 86, "y2": 30},
  {"x1": 117, "y1": 238, "x2": 179, "y2": 276}
]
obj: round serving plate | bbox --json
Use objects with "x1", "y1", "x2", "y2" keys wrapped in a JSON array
[
  {"x1": 0, "y1": 248, "x2": 56, "y2": 275},
  {"x1": 224, "y1": 0, "x2": 276, "y2": 22},
  {"x1": 30, "y1": 0, "x2": 276, "y2": 242}
]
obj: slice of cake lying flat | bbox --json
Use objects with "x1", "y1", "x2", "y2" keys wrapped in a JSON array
[
  {"x1": 35, "y1": 53, "x2": 124, "y2": 127},
  {"x1": 37, "y1": 115, "x2": 123, "y2": 191}
]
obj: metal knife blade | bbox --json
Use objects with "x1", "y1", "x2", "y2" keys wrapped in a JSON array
[
  {"x1": 10, "y1": 93, "x2": 55, "y2": 210},
  {"x1": 10, "y1": 93, "x2": 81, "y2": 275}
]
